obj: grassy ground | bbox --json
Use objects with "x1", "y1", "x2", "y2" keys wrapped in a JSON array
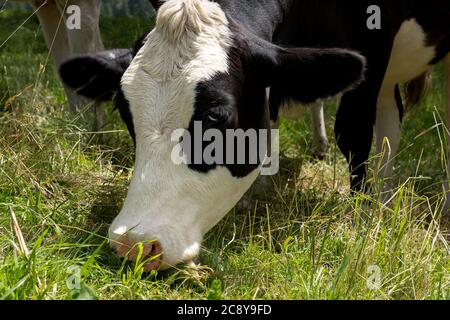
[{"x1": 0, "y1": 9, "x2": 449, "y2": 300}]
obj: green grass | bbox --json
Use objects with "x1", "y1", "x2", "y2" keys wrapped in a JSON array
[{"x1": 0, "y1": 9, "x2": 449, "y2": 300}]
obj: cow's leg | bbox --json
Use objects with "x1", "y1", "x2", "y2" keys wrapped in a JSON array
[
  {"x1": 94, "y1": 100, "x2": 104, "y2": 132},
  {"x1": 335, "y1": 44, "x2": 392, "y2": 193},
  {"x1": 56, "y1": 0, "x2": 105, "y2": 130},
  {"x1": 375, "y1": 85, "x2": 402, "y2": 200},
  {"x1": 335, "y1": 70, "x2": 389, "y2": 192},
  {"x1": 57, "y1": 0, "x2": 104, "y2": 54},
  {"x1": 32, "y1": 0, "x2": 68, "y2": 66},
  {"x1": 335, "y1": 88, "x2": 377, "y2": 192},
  {"x1": 443, "y1": 54, "x2": 450, "y2": 212},
  {"x1": 32, "y1": 0, "x2": 84, "y2": 108},
  {"x1": 311, "y1": 102, "x2": 329, "y2": 160}
]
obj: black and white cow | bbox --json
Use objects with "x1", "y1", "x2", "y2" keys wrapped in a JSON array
[{"x1": 60, "y1": 0, "x2": 450, "y2": 271}]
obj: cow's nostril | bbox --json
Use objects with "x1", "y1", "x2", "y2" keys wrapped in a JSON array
[
  {"x1": 142, "y1": 241, "x2": 163, "y2": 272},
  {"x1": 111, "y1": 236, "x2": 163, "y2": 271}
]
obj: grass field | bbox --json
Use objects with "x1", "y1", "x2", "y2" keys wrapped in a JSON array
[{"x1": 0, "y1": 9, "x2": 449, "y2": 300}]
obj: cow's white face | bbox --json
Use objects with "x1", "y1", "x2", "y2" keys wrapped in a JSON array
[
  {"x1": 60, "y1": 0, "x2": 365, "y2": 271},
  {"x1": 109, "y1": 0, "x2": 262, "y2": 270}
]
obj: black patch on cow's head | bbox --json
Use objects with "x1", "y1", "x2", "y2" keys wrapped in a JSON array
[
  {"x1": 114, "y1": 89, "x2": 136, "y2": 143},
  {"x1": 181, "y1": 21, "x2": 365, "y2": 177},
  {"x1": 183, "y1": 29, "x2": 270, "y2": 178},
  {"x1": 186, "y1": 72, "x2": 269, "y2": 178}
]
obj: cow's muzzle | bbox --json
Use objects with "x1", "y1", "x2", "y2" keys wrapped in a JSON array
[{"x1": 110, "y1": 236, "x2": 163, "y2": 272}]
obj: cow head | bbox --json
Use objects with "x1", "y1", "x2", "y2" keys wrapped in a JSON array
[{"x1": 60, "y1": 0, "x2": 365, "y2": 271}]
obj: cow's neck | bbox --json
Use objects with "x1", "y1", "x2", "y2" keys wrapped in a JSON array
[{"x1": 217, "y1": 0, "x2": 293, "y2": 42}]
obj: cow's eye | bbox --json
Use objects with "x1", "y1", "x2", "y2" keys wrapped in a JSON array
[
  {"x1": 203, "y1": 108, "x2": 229, "y2": 125},
  {"x1": 207, "y1": 114, "x2": 222, "y2": 122}
]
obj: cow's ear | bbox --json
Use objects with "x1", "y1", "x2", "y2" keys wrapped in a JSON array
[
  {"x1": 59, "y1": 49, "x2": 132, "y2": 101},
  {"x1": 249, "y1": 42, "x2": 366, "y2": 104}
]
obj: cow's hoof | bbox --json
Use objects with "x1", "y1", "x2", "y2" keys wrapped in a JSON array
[{"x1": 312, "y1": 139, "x2": 329, "y2": 160}]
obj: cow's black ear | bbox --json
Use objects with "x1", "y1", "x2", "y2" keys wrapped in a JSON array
[
  {"x1": 249, "y1": 42, "x2": 366, "y2": 104},
  {"x1": 59, "y1": 49, "x2": 133, "y2": 101}
]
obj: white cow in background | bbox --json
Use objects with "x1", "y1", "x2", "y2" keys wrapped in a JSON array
[{"x1": 11, "y1": 0, "x2": 105, "y2": 128}]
